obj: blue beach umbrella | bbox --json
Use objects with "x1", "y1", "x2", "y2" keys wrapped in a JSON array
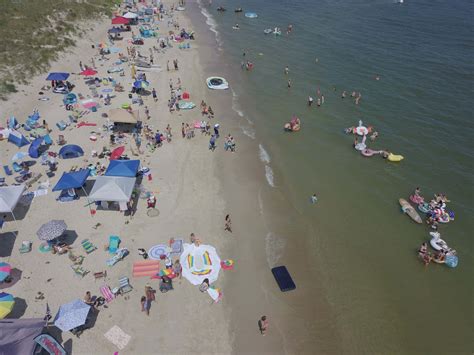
[
  {"x1": 54, "y1": 299, "x2": 91, "y2": 332},
  {"x1": 133, "y1": 80, "x2": 150, "y2": 89}
]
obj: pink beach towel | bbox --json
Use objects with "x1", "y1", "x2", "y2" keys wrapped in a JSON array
[{"x1": 100, "y1": 285, "x2": 115, "y2": 303}]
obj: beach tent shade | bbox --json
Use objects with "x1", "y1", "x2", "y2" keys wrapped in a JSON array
[
  {"x1": 28, "y1": 137, "x2": 44, "y2": 159},
  {"x1": 111, "y1": 16, "x2": 129, "y2": 24},
  {"x1": 105, "y1": 160, "x2": 140, "y2": 177},
  {"x1": 108, "y1": 109, "x2": 139, "y2": 124},
  {"x1": 8, "y1": 130, "x2": 29, "y2": 147},
  {"x1": 0, "y1": 185, "x2": 25, "y2": 214},
  {"x1": 89, "y1": 176, "x2": 136, "y2": 202},
  {"x1": 52, "y1": 170, "x2": 90, "y2": 192},
  {"x1": 46, "y1": 72, "x2": 69, "y2": 81},
  {"x1": 123, "y1": 11, "x2": 139, "y2": 19},
  {"x1": 0, "y1": 318, "x2": 45, "y2": 354},
  {"x1": 58, "y1": 145, "x2": 84, "y2": 159}
]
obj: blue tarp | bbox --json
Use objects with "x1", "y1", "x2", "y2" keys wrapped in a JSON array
[
  {"x1": 52, "y1": 169, "x2": 90, "y2": 191},
  {"x1": 46, "y1": 72, "x2": 69, "y2": 81},
  {"x1": 28, "y1": 137, "x2": 44, "y2": 158},
  {"x1": 105, "y1": 159, "x2": 140, "y2": 177},
  {"x1": 8, "y1": 130, "x2": 29, "y2": 147},
  {"x1": 58, "y1": 145, "x2": 84, "y2": 159}
]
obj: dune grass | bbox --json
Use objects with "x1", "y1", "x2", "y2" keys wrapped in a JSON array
[{"x1": 0, "y1": 0, "x2": 120, "y2": 100}]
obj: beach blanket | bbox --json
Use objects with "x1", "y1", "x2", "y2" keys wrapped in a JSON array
[
  {"x1": 77, "y1": 122, "x2": 97, "y2": 128},
  {"x1": 104, "y1": 325, "x2": 131, "y2": 350},
  {"x1": 132, "y1": 260, "x2": 160, "y2": 278}
]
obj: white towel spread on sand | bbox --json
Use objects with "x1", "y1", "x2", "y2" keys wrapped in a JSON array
[{"x1": 104, "y1": 325, "x2": 131, "y2": 350}]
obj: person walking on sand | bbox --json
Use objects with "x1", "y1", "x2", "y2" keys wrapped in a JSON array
[
  {"x1": 152, "y1": 88, "x2": 157, "y2": 102},
  {"x1": 258, "y1": 316, "x2": 269, "y2": 335},
  {"x1": 224, "y1": 214, "x2": 232, "y2": 232},
  {"x1": 167, "y1": 60, "x2": 170, "y2": 71},
  {"x1": 141, "y1": 296, "x2": 150, "y2": 316}
]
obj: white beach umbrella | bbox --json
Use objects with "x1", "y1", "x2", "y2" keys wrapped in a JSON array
[{"x1": 180, "y1": 243, "x2": 221, "y2": 285}]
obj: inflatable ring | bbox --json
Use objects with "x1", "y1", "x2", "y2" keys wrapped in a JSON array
[{"x1": 121, "y1": 103, "x2": 131, "y2": 109}]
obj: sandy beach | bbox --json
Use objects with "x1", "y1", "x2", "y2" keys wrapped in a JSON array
[{"x1": 0, "y1": 1, "x2": 340, "y2": 354}]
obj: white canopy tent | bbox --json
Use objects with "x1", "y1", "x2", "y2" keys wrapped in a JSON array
[
  {"x1": 123, "y1": 11, "x2": 139, "y2": 19},
  {"x1": 88, "y1": 176, "x2": 136, "y2": 211},
  {"x1": 0, "y1": 185, "x2": 26, "y2": 228}
]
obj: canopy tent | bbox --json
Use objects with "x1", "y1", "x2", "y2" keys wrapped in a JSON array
[
  {"x1": 46, "y1": 72, "x2": 69, "y2": 81},
  {"x1": 89, "y1": 176, "x2": 136, "y2": 202},
  {"x1": 123, "y1": 11, "x2": 139, "y2": 19},
  {"x1": 111, "y1": 16, "x2": 129, "y2": 25},
  {"x1": 0, "y1": 318, "x2": 45, "y2": 354},
  {"x1": 58, "y1": 145, "x2": 84, "y2": 159},
  {"x1": 52, "y1": 169, "x2": 90, "y2": 192},
  {"x1": 28, "y1": 137, "x2": 45, "y2": 158},
  {"x1": 8, "y1": 130, "x2": 29, "y2": 147},
  {"x1": 105, "y1": 160, "x2": 140, "y2": 177},
  {"x1": 0, "y1": 185, "x2": 25, "y2": 225},
  {"x1": 108, "y1": 109, "x2": 139, "y2": 124},
  {"x1": 180, "y1": 243, "x2": 222, "y2": 286}
]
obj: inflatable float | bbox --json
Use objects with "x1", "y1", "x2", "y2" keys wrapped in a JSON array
[
  {"x1": 234, "y1": 8, "x2": 243, "y2": 13},
  {"x1": 354, "y1": 143, "x2": 366, "y2": 151},
  {"x1": 206, "y1": 77, "x2": 229, "y2": 90},
  {"x1": 178, "y1": 101, "x2": 196, "y2": 110},
  {"x1": 418, "y1": 202, "x2": 431, "y2": 214},
  {"x1": 409, "y1": 194, "x2": 424, "y2": 204},
  {"x1": 264, "y1": 28, "x2": 272, "y2": 34},
  {"x1": 429, "y1": 233, "x2": 452, "y2": 252},
  {"x1": 273, "y1": 29, "x2": 282, "y2": 36},
  {"x1": 399, "y1": 198, "x2": 422, "y2": 223},
  {"x1": 445, "y1": 255, "x2": 458, "y2": 268},
  {"x1": 232, "y1": 26, "x2": 240, "y2": 30},
  {"x1": 387, "y1": 153, "x2": 404, "y2": 162},
  {"x1": 355, "y1": 126, "x2": 369, "y2": 136},
  {"x1": 360, "y1": 148, "x2": 382, "y2": 157},
  {"x1": 245, "y1": 12, "x2": 258, "y2": 18}
]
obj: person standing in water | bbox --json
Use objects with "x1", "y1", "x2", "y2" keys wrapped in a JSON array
[
  {"x1": 284, "y1": 66, "x2": 289, "y2": 75},
  {"x1": 308, "y1": 96, "x2": 313, "y2": 106},
  {"x1": 287, "y1": 79, "x2": 291, "y2": 88}
]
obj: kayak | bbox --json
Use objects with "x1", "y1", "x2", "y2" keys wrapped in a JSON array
[
  {"x1": 361, "y1": 148, "x2": 382, "y2": 157},
  {"x1": 388, "y1": 153, "x2": 404, "y2": 162},
  {"x1": 399, "y1": 198, "x2": 422, "y2": 223}
]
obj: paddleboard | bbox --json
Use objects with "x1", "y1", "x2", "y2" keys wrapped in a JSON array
[{"x1": 399, "y1": 198, "x2": 422, "y2": 223}]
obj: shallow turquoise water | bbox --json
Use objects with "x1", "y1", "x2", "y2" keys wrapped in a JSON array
[{"x1": 195, "y1": 0, "x2": 473, "y2": 352}]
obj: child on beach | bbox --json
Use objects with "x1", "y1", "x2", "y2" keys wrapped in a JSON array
[{"x1": 258, "y1": 316, "x2": 269, "y2": 335}]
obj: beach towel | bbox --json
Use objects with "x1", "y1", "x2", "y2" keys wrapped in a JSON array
[
  {"x1": 100, "y1": 285, "x2": 115, "y2": 303},
  {"x1": 104, "y1": 325, "x2": 131, "y2": 350},
  {"x1": 169, "y1": 239, "x2": 183, "y2": 256},
  {"x1": 132, "y1": 260, "x2": 160, "y2": 278}
]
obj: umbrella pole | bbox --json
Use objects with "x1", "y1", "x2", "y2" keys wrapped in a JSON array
[{"x1": 82, "y1": 186, "x2": 94, "y2": 218}]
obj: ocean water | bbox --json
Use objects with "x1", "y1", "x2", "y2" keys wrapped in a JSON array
[{"x1": 194, "y1": 0, "x2": 473, "y2": 353}]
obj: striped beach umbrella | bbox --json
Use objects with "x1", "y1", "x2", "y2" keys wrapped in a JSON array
[
  {"x1": 36, "y1": 220, "x2": 67, "y2": 241},
  {"x1": 0, "y1": 292, "x2": 15, "y2": 319},
  {"x1": 0, "y1": 262, "x2": 11, "y2": 282}
]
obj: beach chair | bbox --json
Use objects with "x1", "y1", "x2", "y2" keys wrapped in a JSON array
[
  {"x1": 169, "y1": 238, "x2": 183, "y2": 257},
  {"x1": 81, "y1": 239, "x2": 97, "y2": 254},
  {"x1": 43, "y1": 134, "x2": 52, "y2": 145},
  {"x1": 108, "y1": 235, "x2": 120, "y2": 254},
  {"x1": 94, "y1": 270, "x2": 107, "y2": 280},
  {"x1": 56, "y1": 120, "x2": 68, "y2": 131},
  {"x1": 57, "y1": 135, "x2": 66, "y2": 145},
  {"x1": 117, "y1": 276, "x2": 133, "y2": 294},
  {"x1": 100, "y1": 285, "x2": 115, "y2": 303},
  {"x1": 71, "y1": 265, "x2": 89, "y2": 278},
  {"x1": 12, "y1": 162, "x2": 22, "y2": 172},
  {"x1": 106, "y1": 248, "x2": 128, "y2": 267},
  {"x1": 68, "y1": 251, "x2": 84, "y2": 265},
  {"x1": 3, "y1": 165, "x2": 13, "y2": 176},
  {"x1": 19, "y1": 241, "x2": 32, "y2": 254}
]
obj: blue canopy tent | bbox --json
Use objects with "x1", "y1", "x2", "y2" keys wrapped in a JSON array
[
  {"x1": 8, "y1": 130, "x2": 29, "y2": 147},
  {"x1": 28, "y1": 137, "x2": 44, "y2": 158},
  {"x1": 58, "y1": 145, "x2": 84, "y2": 159},
  {"x1": 46, "y1": 72, "x2": 69, "y2": 81},
  {"x1": 52, "y1": 170, "x2": 90, "y2": 192},
  {"x1": 105, "y1": 160, "x2": 140, "y2": 177}
]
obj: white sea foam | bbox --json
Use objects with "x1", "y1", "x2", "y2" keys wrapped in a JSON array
[
  {"x1": 240, "y1": 125, "x2": 256, "y2": 139},
  {"x1": 198, "y1": 1, "x2": 222, "y2": 49},
  {"x1": 259, "y1": 144, "x2": 271, "y2": 164},
  {"x1": 265, "y1": 232, "x2": 286, "y2": 268},
  {"x1": 265, "y1": 165, "x2": 275, "y2": 187}
]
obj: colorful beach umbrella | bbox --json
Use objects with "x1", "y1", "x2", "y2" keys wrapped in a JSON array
[
  {"x1": 36, "y1": 220, "x2": 67, "y2": 241},
  {"x1": 110, "y1": 146, "x2": 125, "y2": 160},
  {"x1": 133, "y1": 80, "x2": 150, "y2": 89},
  {"x1": 0, "y1": 292, "x2": 15, "y2": 319},
  {"x1": 54, "y1": 299, "x2": 91, "y2": 332},
  {"x1": 0, "y1": 262, "x2": 11, "y2": 282},
  {"x1": 80, "y1": 68, "x2": 97, "y2": 76}
]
